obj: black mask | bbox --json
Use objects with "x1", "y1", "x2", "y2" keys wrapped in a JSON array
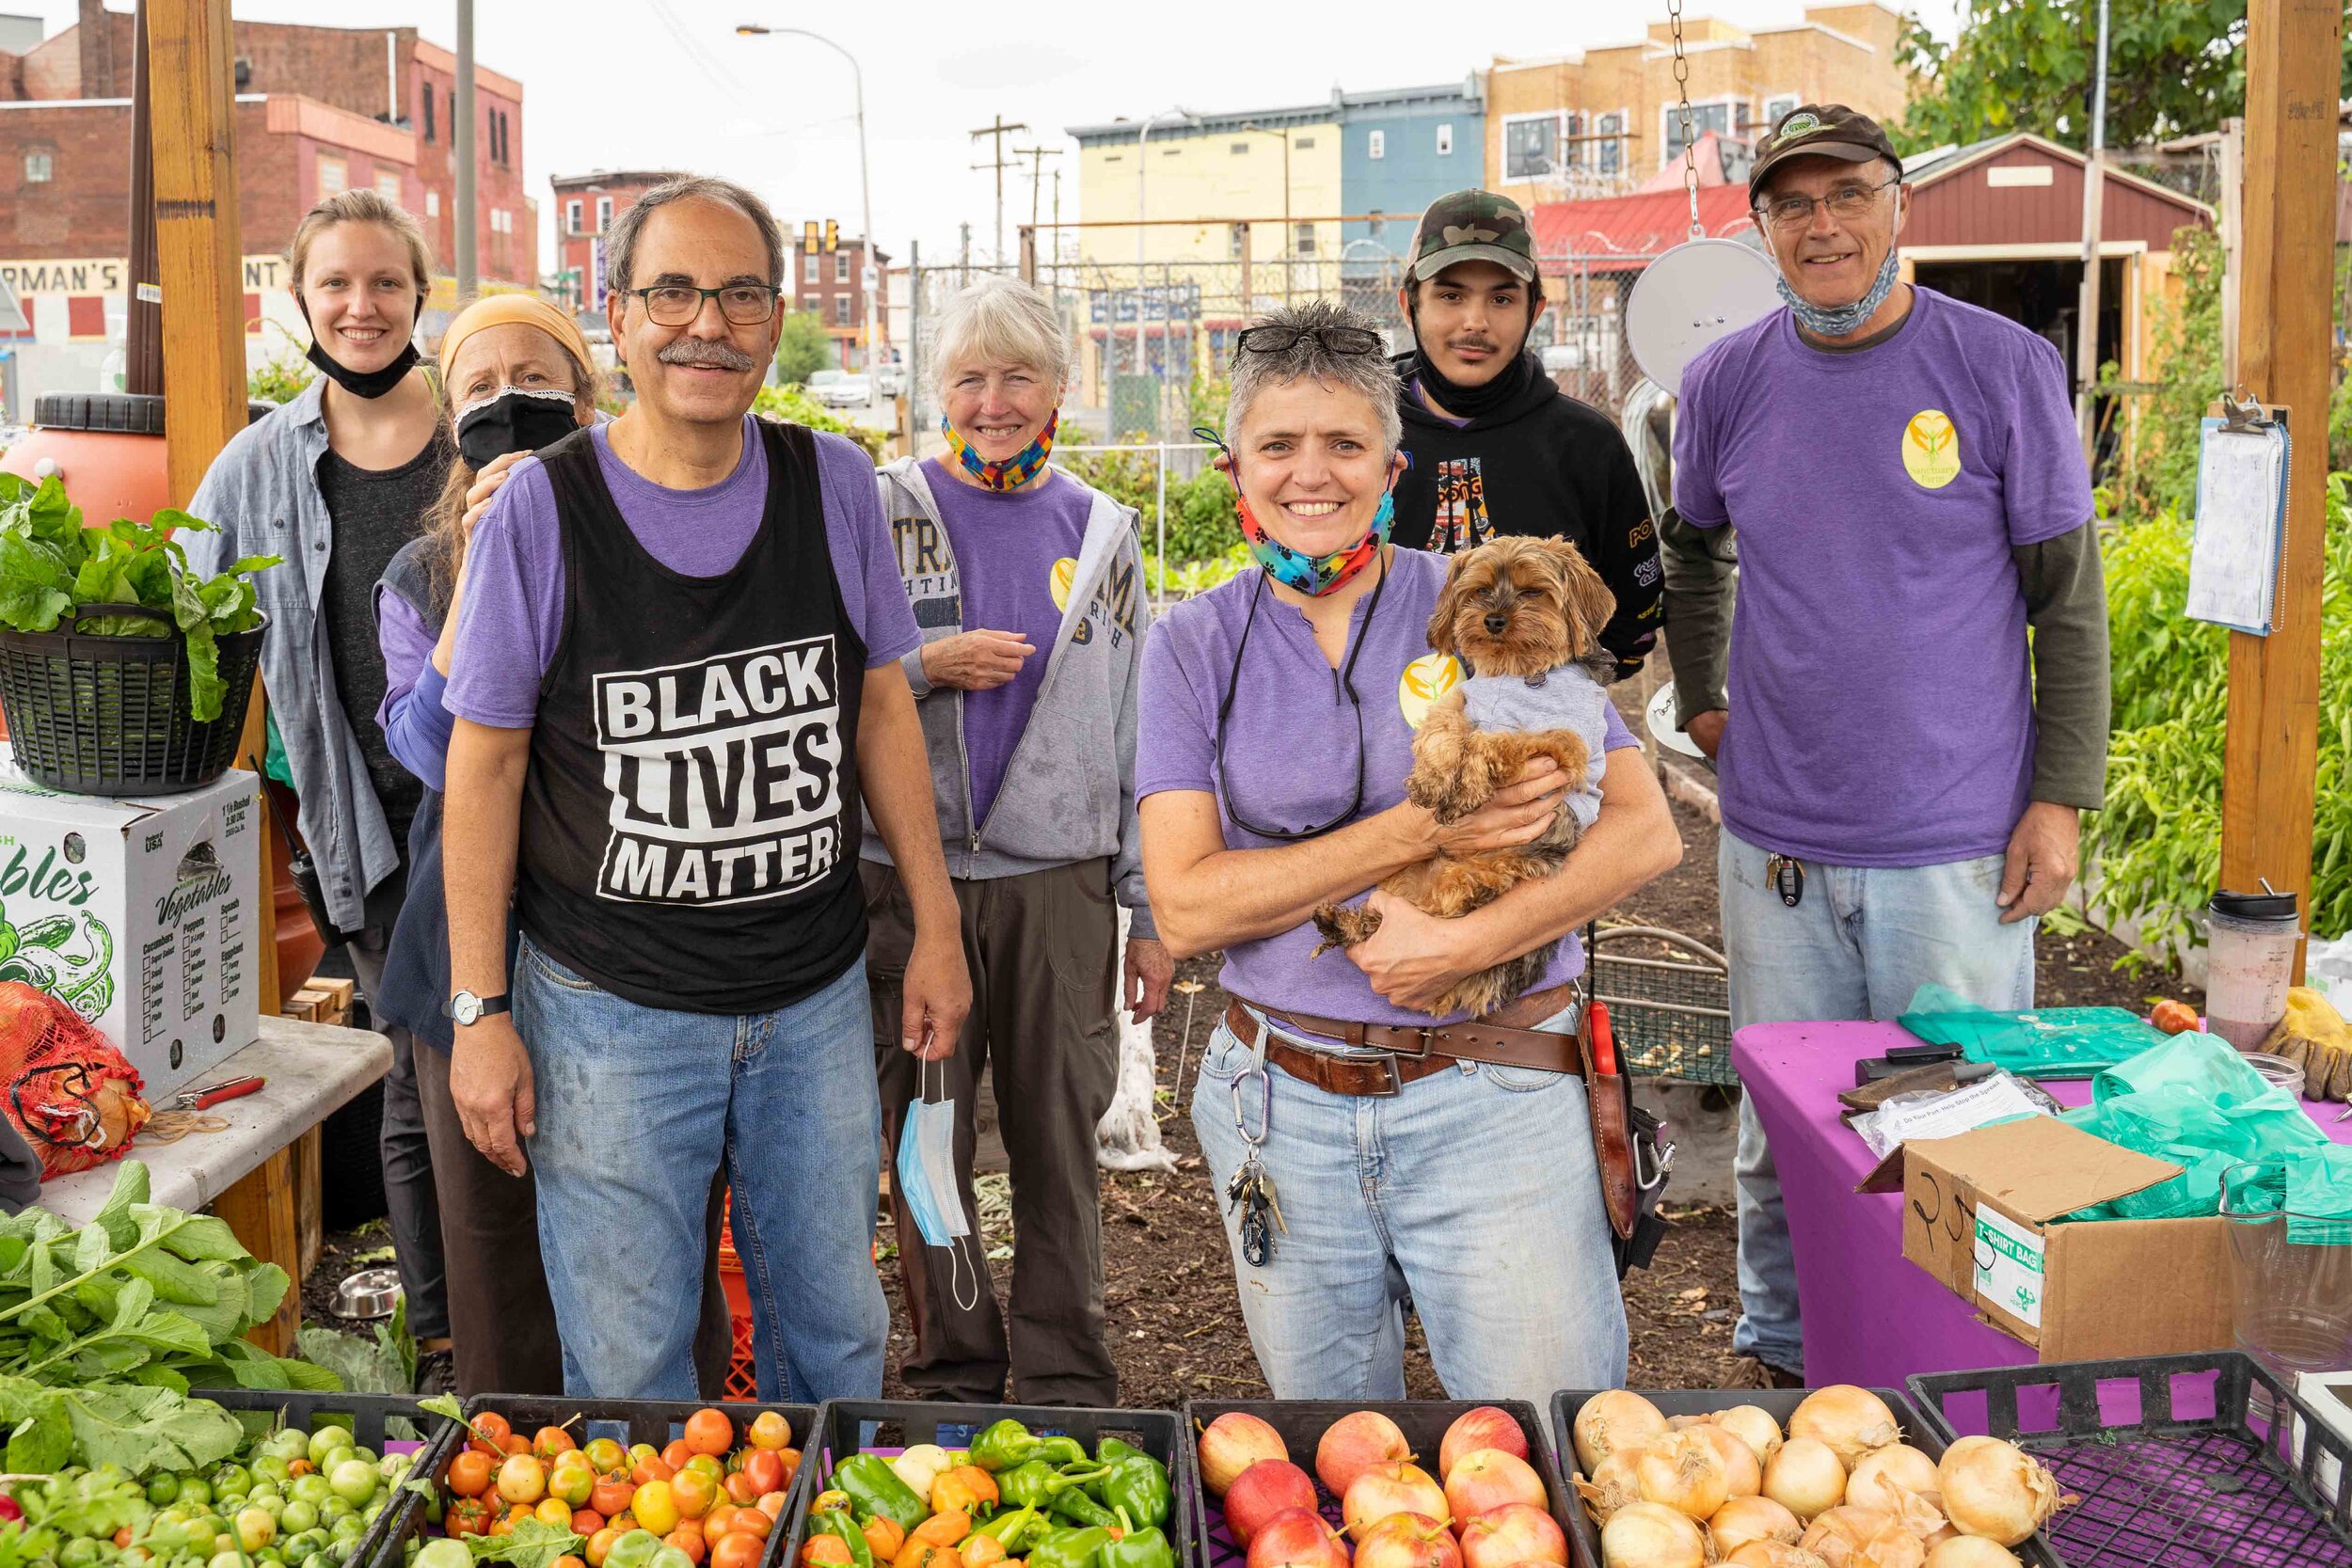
[
  {"x1": 305, "y1": 332, "x2": 421, "y2": 399},
  {"x1": 456, "y1": 388, "x2": 580, "y2": 467},
  {"x1": 1406, "y1": 280, "x2": 1545, "y2": 423}
]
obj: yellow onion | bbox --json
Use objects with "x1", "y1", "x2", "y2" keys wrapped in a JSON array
[
  {"x1": 1708, "y1": 1495, "x2": 1803, "y2": 1554},
  {"x1": 1763, "y1": 1437, "x2": 1847, "y2": 1521},
  {"x1": 1798, "y1": 1506, "x2": 1926, "y2": 1568},
  {"x1": 1599, "y1": 1500, "x2": 1707, "y2": 1568},
  {"x1": 1728, "y1": 1546, "x2": 1834, "y2": 1568},
  {"x1": 1711, "y1": 1404, "x2": 1787, "y2": 1467},
  {"x1": 1924, "y1": 1541, "x2": 2022, "y2": 1568},
  {"x1": 1789, "y1": 1386, "x2": 1904, "y2": 1469},
  {"x1": 1690, "y1": 1422, "x2": 1763, "y2": 1497},
  {"x1": 1845, "y1": 1446, "x2": 1941, "y2": 1513},
  {"x1": 1636, "y1": 1429, "x2": 1731, "y2": 1520},
  {"x1": 1935, "y1": 1438, "x2": 2063, "y2": 1547},
  {"x1": 1578, "y1": 1390, "x2": 1670, "y2": 1473},
  {"x1": 1576, "y1": 1445, "x2": 1647, "y2": 1523}
]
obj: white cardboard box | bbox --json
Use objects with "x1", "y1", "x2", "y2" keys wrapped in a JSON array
[{"x1": 0, "y1": 753, "x2": 262, "y2": 1097}]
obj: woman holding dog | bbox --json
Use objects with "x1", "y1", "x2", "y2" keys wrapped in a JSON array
[{"x1": 1136, "y1": 299, "x2": 1682, "y2": 1405}]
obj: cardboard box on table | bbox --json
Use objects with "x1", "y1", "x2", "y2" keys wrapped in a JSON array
[
  {"x1": 1860, "y1": 1116, "x2": 2234, "y2": 1362},
  {"x1": 0, "y1": 755, "x2": 262, "y2": 1098}
]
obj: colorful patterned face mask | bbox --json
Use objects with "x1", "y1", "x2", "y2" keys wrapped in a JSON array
[
  {"x1": 1235, "y1": 487, "x2": 1394, "y2": 597},
  {"x1": 941, "y1": 409, "x2": 1058, "y2": 491}
]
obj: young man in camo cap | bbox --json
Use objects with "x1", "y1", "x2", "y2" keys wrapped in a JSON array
[{"x1": 1390, "y1": 188, "x2": 1661, "y2": 675}]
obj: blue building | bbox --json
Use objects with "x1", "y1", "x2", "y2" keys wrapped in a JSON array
[{"x1": 1339, "y1": 76, "x2": 1487, "y2": 269}]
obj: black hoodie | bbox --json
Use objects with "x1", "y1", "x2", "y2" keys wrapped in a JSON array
[{"x1": 1391, "y1": 349, "x2": 1663, "y2": 672}]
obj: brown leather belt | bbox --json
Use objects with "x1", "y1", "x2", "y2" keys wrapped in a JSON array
[{"x1": 1225, "y1": 991, "x2": 1583, "y2": 1098}]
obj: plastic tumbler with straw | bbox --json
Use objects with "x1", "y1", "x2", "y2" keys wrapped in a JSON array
[{"x1": 2205, "y1": 884, "x2": 2303, "y2": 1051}]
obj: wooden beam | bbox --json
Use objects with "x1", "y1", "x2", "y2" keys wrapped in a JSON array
[
  {"x1": 2220, "y1": 0, "x2": 2341, "y2": 975},
  {"x1": 147, "y1": 0, "x2": 280, "y2": 1017},
  {"x1": 214, "y1": 1145, "x2": 300, "y2": 1354}
]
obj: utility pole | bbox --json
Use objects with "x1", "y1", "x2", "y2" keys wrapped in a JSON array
[
  {"x1": 2071, "y1": 0, "x2": 2109, "y2": 459},
  {"x1": 969, "y1": 114, "x2": 1029, "y2": 266},
  {"x1": 454, "y1": 0, "x2": 476, "y2": 294},
  {"x1": 1016, "y1": 145, "x2": 1061, "y2": 241}
]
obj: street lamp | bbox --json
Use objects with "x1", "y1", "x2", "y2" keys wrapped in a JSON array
[
  {"x1": 1239, "y1": 122, "x2": 1293, "y2": 302},
  {"x1": 1135, "y1": 107, "x2": 1198, "y2": 436},
  {"x1": 736, "y1": 24, "x2": 878, "y2": 372}
]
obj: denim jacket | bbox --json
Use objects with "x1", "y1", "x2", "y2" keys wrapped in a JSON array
[{"x1": 184, "y1": 378, "x2": 400, "y2": 933}]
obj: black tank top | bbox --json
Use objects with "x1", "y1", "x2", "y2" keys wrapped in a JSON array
[{"x1": 515, "y1": 419, "x2": 867, "y2": 1014}]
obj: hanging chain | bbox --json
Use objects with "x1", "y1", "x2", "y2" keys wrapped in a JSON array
[{"x1": 1669, "y1": 0, "x2": 1703, "y2": 240}]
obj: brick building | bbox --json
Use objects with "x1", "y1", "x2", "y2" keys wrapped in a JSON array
[
  {"x1": 0, "y1": 2, "x2": 532, "y2": 400},
  {"x1": 548, "y1": 169, "x2": 684, "y2": 315},
  {"x1": 788, "y1": 235, "x2": 888, "y2": 369}
]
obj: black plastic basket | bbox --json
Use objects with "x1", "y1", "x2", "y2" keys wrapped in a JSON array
[
  {"x1": 374, "y1": 1396, "x2": 816, "y2": 1568},
  {"x1": 188, "y1": 1387, "x2": 468, "y2": 1568},
  {"x1": 785, "y1": 1402, "x2": 1191, "y2": 1568},
  {"x1": 1550, "y1": 1386, "x2": 2060, "y2": 1568},
  {"x1": 1908, "y1": 1352, "x2": 2352, "y2": 1568},
  {"x1": 0, "y1": 603, "x2": 264, "y2": 794},
  {"x1": 1183, "y1": 1400, "x2": 1570, "y2": 1568}
]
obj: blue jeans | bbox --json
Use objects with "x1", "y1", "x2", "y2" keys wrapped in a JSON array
[
  {"x1": 514, "y1": 932, "x2": 889, "y2": 1401},
  {"x1": 1190, "y1": 1006, "x2": 1627, "y2": 1406},
  {"x1": 1719, "y1": 826, "x2": 2036, "y2": 1374}
]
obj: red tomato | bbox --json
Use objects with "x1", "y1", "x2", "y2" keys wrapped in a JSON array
[
  {"x1": 448, "y1": 1451, "x2": 496, "y2": 1499},
  {"x1": 592, "y1": 1478, "x2": 634, "y2": 1518},
  {"x1": 572, "y1": 1511, "x2": 607, "y2": 1537},
  {"x1": 723, "y1": 1474, "x2": 759, "y2": 1507},
  {"x1": 472, "y1": 1413, "x2": 514, "y2": 1447},
  {"x1": 666, "y1": 1525, "x2": 707, "y2": 1565},
  {"x1": 630, "y1": 1456, "x2": 676, "y2": 1489},
  {"x1": 683, "y1": 1410, "x2": 734, "y2": 1457},
  {"x1": 446, "y1": 1497, "x2": 493, "y2": 1540},
  {"x1": 536, "y1": 1427, "x2": 580, "y2": 1461},
  {"x1": 740, "y1": 1451, "x2": 786, "y2": 1497},
  {"x1": 713, "y1": 1534, "x2": 765, "y2": 1568}
]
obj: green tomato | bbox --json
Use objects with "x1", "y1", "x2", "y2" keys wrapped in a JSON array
[
  {"x1": 344, "y1": 1449, "x2": 376, "y2": 1470},
  {"x1": 250, "y1": 1486, "x2": 283, "y2": 1508},
  {"x1": 306, "y1": 1427, "x2": 355, "y2": 1467},
  {"x1": 326, "y1": 1461, "x2": 376, "y2": 1508},
  {"x1": 358, "y1": 1503, "x2": 382, "y2": 1528},
  {"x1": 320, "y1": 1497, "x2": 354, "y2": 1523},
  {"x1": 648, "y1": 1546, "x2": 694, "y2": 1568},
  {"x1": 193, "y1": 1516, "x2": 228, "y2": 1542},
  {"x1": 330, "y1": 1518, "x2": 362, "y2": 1546},
  {"x1": 278, "y1": 1502, "x2": 318, "y2": 1536},
  {"x1": 58, "y1": 1539, "x2": 102, "y2": 1568},
  {"x1": 251, "y1": 1458, "x2": 291, "y2": 1487},
  {"x1": 207, "y1": 1467, "x2": 249, "y2": 1499},
  {"x1": 121, "y1": 1549, "x2": 154, "y2": 1567},
  {"x1": 289, "y1": 1478, "x2": 330, "y2": 1511},
  {"x1": 282, "y1": 1530, "x2": 326, "y2": 1558},
  {"x1": 237, "y1": 1507, "x2": 278, "y2": 1552},
  {"x1": 177, "y1": 1481, "x2": 213, "y2": 1511},
  {"x1": 377, "y1": 1453, "x2": 412, "y2": 1483},
  {"x1": 146, "y1": 1476, "x2": 182, "y2": 1509},
  {"x1": 414, "y1": 1540, "x2": 473, "y2": 1568},
  {"x1": 210, "y1": 1553, "x2": 246, "y2": 1568},
  {"x1": 305, "y1": 1553, "x2": 337, "y2": 1568},
  {"x1": 605, "y1": 1528, "x2": 664, "y2": 1568}
]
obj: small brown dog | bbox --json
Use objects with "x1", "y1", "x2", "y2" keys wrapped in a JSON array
[{"x1": 1312, "y1": 535, "x2": 1618, "y2": 1017}]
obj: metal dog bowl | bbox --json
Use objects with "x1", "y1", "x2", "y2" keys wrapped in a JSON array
[{"x1": 332, "y1": 1267, "x2": 403, "y2": 1320}]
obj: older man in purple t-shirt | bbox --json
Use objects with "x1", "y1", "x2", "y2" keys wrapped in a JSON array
[{"x1": 1666, "y1": 105, "x2": 2111, "y2": 1386}]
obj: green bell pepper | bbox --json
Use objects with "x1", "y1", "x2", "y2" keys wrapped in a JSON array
[
  {"x1": 1097, "y1": 1510, "x2": 1173, "y2": 1568},
  {"x1": 834, "y1": 1454, "x2": 929, "y2": 1532},
  {"x1": 1028, "y1": 1526, "x2": 1113, "y2": 1568},
  {"x1": 1093, "y1": 1440, "x2": 1137, "y2": 1469},
  {"x1": 973, "y1": 1507, "x2": 1046, "y2": 1554},
  {"x1": 1099, "y1": 1456, "x2": 1171, "y2": 1532},
  {"x1": 1049, "y1": 1485, "x2": 1119, "y2": 1531},
  {"x1": 822, "y1": 1512, "x2": 874, "y2": 1568},
  {"x1": 972, "y1": 1420, "x2": 1088, "y2": 1473},
  {"x1": 998, "y1": 1462, "x2": 1057, "y2": 1511}
]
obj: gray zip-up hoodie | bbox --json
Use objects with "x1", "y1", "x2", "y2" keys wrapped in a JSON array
[{"x1": 861, "y1": 457, "x2": 1154, "y2": 940}]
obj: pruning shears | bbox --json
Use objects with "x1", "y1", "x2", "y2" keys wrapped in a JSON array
[{"x1": 170, "y1": 1074, "x2": 264, "y2": 1111}]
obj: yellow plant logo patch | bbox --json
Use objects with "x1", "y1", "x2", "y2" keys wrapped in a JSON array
[
  {"x1": 1049, "y1": 556, "x2": 1078, "y2": 611},
  {"x1": 1398, "y1": 653, "x2": 1465, "y2": 730},
  {"x1": 1901, "y1": 409, "x2": 1962, "y2": 490}
]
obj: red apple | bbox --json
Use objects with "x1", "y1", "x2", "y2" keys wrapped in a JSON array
[
  {"x1": 1456, "y1": 1505, "x2": 1565, "y2": 1568},
  {"x1": 1246, "y1": 1508, "x2": 1351, "y2": 1568},
  {"x1": 1352, "y1": 1513, "x2": 1462, "y2": 1568},
  {"x1": 1341, "y1": 1463, "x2": 1446, "y2": 1540},
  {"x1": 1316, "y1": 1412, "x2": 1413, "y2": 1498},
  {"x1": 1226, "y1": 1461, "x2": 1319, "y2": 1548},
  {"x1": 1438, "y1": 1409, "x2": 1529, "y2": 1481},
  {"x1": 1441, "y1": 1450, "x2": 1547, "y2": 1523},
  {"x1": 1202, "y1": 1413, "x2": 1292, "y2": 1497}
]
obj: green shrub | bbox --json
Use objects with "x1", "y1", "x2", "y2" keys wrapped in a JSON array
[
  {"x1": 1057, "y1": 448, "x2": 1238, "y2": 562},
  {"x1": 752, "y1": 382, "x2": 884, "y2": 461},
  {"x1": 247, "y1": 351, "x2": 315, "y2": 405}
]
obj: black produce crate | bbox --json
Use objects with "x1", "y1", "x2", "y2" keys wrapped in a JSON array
[
  {"x1": 1909, "y1": 1353, "x2": 2352, "y2": 1568},
  {"x1": 1550, "y1": 1386, "x2": 2060, "y2": 1568},
  {"x1": 784, "y1": 1402, "x2": 1191, "y2": 1568},
  {"x1": 374, "y1": 1396, "x2": 815, "y2": 1568},
  {"x1": 1183, "y1": 1400, "x2": 1571, "y2": 1568},
  {"x1": 190, "y1": 1388, "x2": 467, "y2": 1568}
]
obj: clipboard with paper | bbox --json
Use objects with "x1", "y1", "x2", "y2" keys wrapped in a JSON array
[{"x1": 2185, "y1": 395, "x2": 2290, "y2": 636}]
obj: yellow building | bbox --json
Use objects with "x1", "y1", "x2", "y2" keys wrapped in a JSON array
[{"x1": 1486, "y1": 1, "x2": 1912, "y2": 210}]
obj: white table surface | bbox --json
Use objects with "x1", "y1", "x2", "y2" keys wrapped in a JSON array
[{"x1": 40, "y1": 1012, "x2": 391, "y2": 1224}]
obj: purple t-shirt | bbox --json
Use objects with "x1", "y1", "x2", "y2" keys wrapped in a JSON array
[
  {"x1": 1136, "y1": 546, "x2": 1638, "y2": 1027},
  {"x1": 373, "y1": 590, "x2": 453, "y2": 791},
  {"x1": 921, "y1": 458, "x2": 1092, "y2": 826},
  {"x1": 447, "y1": 417, "x2": 921, "y2": 727},
  {"x1": 1672, "y1": 288, "x2": 2093, "y2": 867}
]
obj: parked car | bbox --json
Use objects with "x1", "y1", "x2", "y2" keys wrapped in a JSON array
[
  {"x1": 874, "y1": 363, "x2": 906, "y2": 398},
  {"x1": 808, "y1": 370, "x2": 872, "y2": 408}
]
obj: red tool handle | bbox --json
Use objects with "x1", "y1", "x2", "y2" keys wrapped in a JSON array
[
  {"x1": 190, "y1": 1075, "x2": 264, "y2": 1110},
  {"x1": 1588, "y1": 999, "x2": 1618, "y2": 1076}
]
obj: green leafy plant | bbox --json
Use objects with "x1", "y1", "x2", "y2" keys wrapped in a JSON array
[
  {"x1": 750, "y1": 383, "x2": 884, "y2": 462},
  {"x1": 772, "y1": 309, "x2": 835, "y2": 388},
  {"x1": 246, "y1": 350, "x2": 315, "y2": 406},
  {"x1": 2095, "y1": 226, "x2": 2225, "y2": 525},
  {"x1": 0, "y1": 474, "x2": 279, "y2": 721}
]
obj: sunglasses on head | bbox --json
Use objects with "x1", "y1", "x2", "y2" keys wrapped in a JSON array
[{"x1": 1232, "y1": 324, "x2": 1387, "y2": 361}]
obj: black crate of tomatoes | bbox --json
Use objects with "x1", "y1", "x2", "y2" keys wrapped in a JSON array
[
  {"x1": 782, "y1": 1402, "x2": 1190, "y2": 1568},
  {"x1": 1185, "y1": 1401, "x2": 1577, "y2": 1568},
  {"x1": 388, "y1": 1398, "x2": 817, "y2": 1568},
  {"x1": 1552, "y1": 1385, "x2": 2064, "y2": 1568}
]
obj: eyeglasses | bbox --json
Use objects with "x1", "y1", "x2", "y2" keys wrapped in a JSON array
[
  {"x1": 1234, "y1": 324, "x2": 1387, "y2": 360},
  {"x1": 619, "y1": 284, "x2": 782, "y2": 327},
  {"x1": 1755, "y1": 176, "x2": 1901, "y2": 232},
  {"x1": 1213, "y1": 559, "x2": 1391, "y2": 841}
]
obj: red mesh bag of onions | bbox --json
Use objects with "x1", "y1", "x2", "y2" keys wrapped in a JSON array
[{"x1": 0, "y1": 980, "x2": 151, "y2": 1178}]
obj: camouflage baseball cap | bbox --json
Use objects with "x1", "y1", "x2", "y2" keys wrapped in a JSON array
[
  {"x1": 1406, "y1": 190, "x2": 1537, "y2": 285},
  {"x1": 1749, "y1": 103, "x2": 1901, "y2": 197}
]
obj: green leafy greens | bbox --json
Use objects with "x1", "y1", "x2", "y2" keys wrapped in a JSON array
[{"x1": 0, "y1": 474, "x2": 278, "y2": 721}]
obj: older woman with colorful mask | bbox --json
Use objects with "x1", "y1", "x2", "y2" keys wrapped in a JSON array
[
  {"x1": 1136, "y1": 299, "x2": 1682, "y2": 1404},
  {"x1": 865, "y1": 274, "x2": 1167, "y2": 1405}
]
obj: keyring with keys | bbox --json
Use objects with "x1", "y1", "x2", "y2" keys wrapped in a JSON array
[{"x1": 1225, "y1": 1027, "x2": 1285, "y2": 1266}]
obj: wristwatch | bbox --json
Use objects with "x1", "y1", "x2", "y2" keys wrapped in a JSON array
[{"x1": 446, "y1": 990, "x2": 512, "y2": 1027}]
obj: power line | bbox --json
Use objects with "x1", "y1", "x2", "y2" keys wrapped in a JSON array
[{"x1": 969, "y1": 115, "x2": 1030, "y2": 265}]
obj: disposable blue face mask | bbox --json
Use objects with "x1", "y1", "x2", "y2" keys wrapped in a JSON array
[{"x1": 894, "y1": 1055, "x2": 978, "y2": 1308}]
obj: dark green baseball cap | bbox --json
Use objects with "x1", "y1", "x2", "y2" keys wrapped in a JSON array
[
  {"x1": 1406, "y1": 189, "x2": 1538, "y2": 285},
  {"x1": 1749, "y1": 103, "x2": 1901, "y2": 197}
]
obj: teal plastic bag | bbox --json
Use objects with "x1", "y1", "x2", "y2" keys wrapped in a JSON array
[
  {"x1": 2225, "y1": 1149, "x2": 2352, "y2": 1244},
  {"x1": 1900, "y1": 982, "x2": 2168, "y2": 1078},
  {"x1": 262, "y1": 708, "x2": 294, "y2": 788}
]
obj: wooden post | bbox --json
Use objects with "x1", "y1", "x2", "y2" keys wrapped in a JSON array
[
  {"x1": 212, "y1": 1146, "x2": 301, "y2": 1354},
  {"x1": 2220, "y1": 0, "x2": 2342, "y2": 975}
]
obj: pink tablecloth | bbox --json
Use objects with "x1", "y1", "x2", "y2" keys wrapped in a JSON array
[{"x1": 1730, "y1": 1021, "x2": 2352, "y2": 1405}]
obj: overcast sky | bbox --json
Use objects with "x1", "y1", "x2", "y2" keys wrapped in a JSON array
[{"x1": 26, "y1": 0, "x2": 1961, "y2": 270}]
